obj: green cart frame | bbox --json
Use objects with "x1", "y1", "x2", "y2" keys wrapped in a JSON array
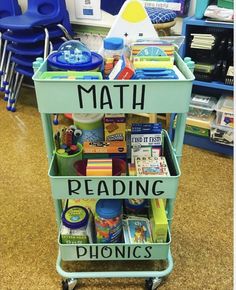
[{"x1": 33, "y1": 51, "x2": 194, "y2": 290}]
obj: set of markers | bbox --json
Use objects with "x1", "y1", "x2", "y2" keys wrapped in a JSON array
[{"x1": 54, "y1": 125, "x2": 82, "y2": 156}]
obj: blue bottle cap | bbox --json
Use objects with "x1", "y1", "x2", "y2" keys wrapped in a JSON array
[
  {"x1": 104, "y1": 37, "x2": 124, "y2": 51},
  {"x1": 96, "y1": 199, "x2": 122, "y2": 219},
  {"x1": 62, "y1": 206, "x2": 89, "y2": 229}
]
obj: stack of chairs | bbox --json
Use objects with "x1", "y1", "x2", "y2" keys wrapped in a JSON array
[{"x1": 0, "y1": 0, "x2": 74, "y2": 112}]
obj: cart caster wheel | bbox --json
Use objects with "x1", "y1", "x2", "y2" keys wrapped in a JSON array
[
  {"x1": 145, "y1": 277, "x2": 163, "y2": 290},
  {"x1": 62, "y1": 278, "x2": 78, "y2": 290}
]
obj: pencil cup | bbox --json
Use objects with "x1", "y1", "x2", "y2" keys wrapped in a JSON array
[{"x1": 56, "y1": 143, "x2": 83, "y2": 176}]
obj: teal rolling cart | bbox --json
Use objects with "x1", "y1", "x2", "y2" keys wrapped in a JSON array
[{"x1": 33, "y1": 52, "x2": 194, "y2": 290}]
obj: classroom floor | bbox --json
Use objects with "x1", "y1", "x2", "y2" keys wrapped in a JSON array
[{"x1": 0, "y1": 87, "x2": 233, "y2": 290}]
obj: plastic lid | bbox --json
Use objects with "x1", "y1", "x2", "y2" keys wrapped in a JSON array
[
  {"x1": 96, "y1": 199, "x2": 122, "y2": 219},
  {"x1": 62, "y1": 206, "x2": 89, "y2": 229},
  {"x1": 190, "y1": 94, "x2": 218, "y2": 110},
  {"x1": 72, "y1": 113, "x2": 104, "y2": 123},
  {"x1": 104, "y1": 37, "x2": 124, "y2": 50},
  {"x1": 184, "y1": 57, "x2": 191, "y2": 63},
  {"x1": 47, "y1": 51, "x2": 103, "y2": 71},
  {"x1": 125, "y1": 199, "x2": 147, "y2": 211}
]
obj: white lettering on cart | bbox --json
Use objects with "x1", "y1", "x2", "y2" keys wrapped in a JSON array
[
  {"x1": 68, "y1": 179, "x2": 164, "y2": 197},
  {"x1": 76, "y1": 245, "x2": 153, "y2": 259},
  {"x1": 77, "y1": 84, "x2": 146, "y2": 110}
]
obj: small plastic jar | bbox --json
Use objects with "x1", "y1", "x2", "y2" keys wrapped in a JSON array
[
  {"x1": 124, "y1": 199, "x2": 147, "y2": 214},
  {"x1": 95, "y1": 199, "x2": 123, "y2": 243},
  {"x1": 62, "y1": 206, "x2": 89, "y2": 230},
  {"x1": 103, "y1": 37, "x2": 124, "y2": 78}
]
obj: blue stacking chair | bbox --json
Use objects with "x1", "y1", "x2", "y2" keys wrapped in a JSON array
[
  {"x1": 0, "y1": 0, "x2": 73, "y2": 112},
  {"x1": 0, "y1": 0, "x2": 67, "y2": 30},
  {"x1": 0, "y1": 0, "x2": 22, "y2": 91}
]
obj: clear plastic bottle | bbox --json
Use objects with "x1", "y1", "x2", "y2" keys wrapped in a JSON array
[{"x1": 103, "y1": 37, "x2": 124, "y2": 78}]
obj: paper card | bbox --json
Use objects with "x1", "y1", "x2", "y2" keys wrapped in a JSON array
[{"x1": 75, "y1": 0, "x2": 102, "y2": 20}]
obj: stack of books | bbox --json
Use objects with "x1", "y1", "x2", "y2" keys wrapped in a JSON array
[{"x1": 190, "y1": 33, "x2": 216, "y2": 50}]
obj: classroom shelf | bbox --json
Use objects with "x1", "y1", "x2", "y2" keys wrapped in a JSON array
[
  {"x1": 183, "y1": 132, "x2": 233, "y2": 156},
  {"x1": 179, "y1": 16, "x2": 234, "y2": 156},
  {"x1": 193, "y1": 80, "x2": 233, "y2": 91}
]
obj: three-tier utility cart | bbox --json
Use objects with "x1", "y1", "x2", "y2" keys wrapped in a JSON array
[{"x1": 33, "y1": 51, "x2": 194, "y2": 290}]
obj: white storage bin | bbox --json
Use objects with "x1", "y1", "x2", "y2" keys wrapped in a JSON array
[
  {"x1": 210, "y1": 121, "x2": 233, "y2": 146},
  {"x1": 215, "y1": 95, "x2": 234, "y2": 128},
  {"x1": 188, "y1": 94, "x2": 218, "y2": 121}
]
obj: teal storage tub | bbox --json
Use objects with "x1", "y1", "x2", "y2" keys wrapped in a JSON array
[
  {"x1": 33, "y1": 52, "x2": 194, "y2": 114},
  {"x1": 48, "y1": 130, "x2": 181, "y2": 200},
  {"x1": 58, "y1": 227, "x2": 171, "y2": 261},
  {"x1": 217, "y1": 0, "x2": 233, "y2": 9}
]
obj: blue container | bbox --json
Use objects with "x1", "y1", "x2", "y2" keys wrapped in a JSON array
[
  {"x1": 195, "y1": 0, "x2": 209, "y2": 19},
  {"x1": 95, "y1": 199, "x2": 123, "y2": 243},
  {"x1": 62, "y1": 206, "x2": 89, "y2": 230}
]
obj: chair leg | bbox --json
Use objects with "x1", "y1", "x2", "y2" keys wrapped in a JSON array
[
  {"x1": 11, "y1": 74, "x2": 24, "y2": 112},
  {"x1": 57, "y1": 24, "x2": 73, "y2": 40},
  {"x1": 4, "y1": 62, "x2": 15, "y2": 101},
  {"x1": 7, "y1": 70, "x2": 19, "y2": 110},
  {"x1": 44, "y1": 27, "x2": 50, "y2": 59},
  {"x1": 0, "y1": 39, "x2": 8, "y2": 90},
  {"x1": 2, "y1": 51, "x2": 12, "y2": 89},
  {"x1": 0, "y1": 32, "x2": 2, "y2": 59}
]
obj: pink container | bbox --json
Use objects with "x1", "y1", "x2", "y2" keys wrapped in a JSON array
[{"x1": 74, "y1": 158, "x2": 126, "y2": 176}]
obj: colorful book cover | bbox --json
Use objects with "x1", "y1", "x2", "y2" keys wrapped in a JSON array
[{"x1": 127, "y1": 217, "x2": 153, "y2": 244}]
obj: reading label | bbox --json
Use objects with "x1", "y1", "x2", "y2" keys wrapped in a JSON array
[{"x1": 67, "y1": 179, "x2": 165, "y2": 197}]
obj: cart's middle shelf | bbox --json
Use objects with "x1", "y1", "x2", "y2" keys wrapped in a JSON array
[{"x1": 49, "y1": 130, "x2": 180, "y2": 200}]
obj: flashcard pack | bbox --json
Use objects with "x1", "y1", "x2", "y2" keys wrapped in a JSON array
[
  {"x1": 123, "y1": 217, "x2": 153, "y2": 244},
  {"x1": 135, "y1": 156, "x2": 170, "y2": 176},
  {"x1": 131, "y1": 123, "x2": 162, "y2": 163}
]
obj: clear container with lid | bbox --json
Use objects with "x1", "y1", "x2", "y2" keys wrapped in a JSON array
[
  {"x1": 95, "y1": 199, "x2": 123, "y2": 243},
  {"x1": 188, "y1": 94, "x2": 218, "y2": 121},
  {"x1": 103, "y1": 37, "x2": 124, "y2": 78},
  {"x1": 61, "y1": 206, "x2": 92, "y2": 244},
  {"x1": 210, "y1": 120, "x2": 233, "y2": 146},
  {"x1": 215, "y1": 95, "x2": 234, "y2": 128}
]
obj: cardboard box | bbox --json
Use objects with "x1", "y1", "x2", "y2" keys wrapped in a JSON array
[
  {"x1": 149, "y1": 199, "x2": 168, "y2": 243},
  {"x1": 104, "y1": 114, "x2": 126, "y2": 141}
]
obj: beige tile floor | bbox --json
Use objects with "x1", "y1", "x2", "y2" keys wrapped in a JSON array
[{"x1": 0, "y1": 87, "x2": 233, "y2": 290}]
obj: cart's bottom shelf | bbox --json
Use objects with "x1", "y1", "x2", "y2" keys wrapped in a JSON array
[{"x1": 59, "y1": 229, "x2": 171, "y2": 261}]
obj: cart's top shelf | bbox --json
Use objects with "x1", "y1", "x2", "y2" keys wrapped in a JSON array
[{"x1": 33, "y1": 52, "x2": 194, "y2": 114}]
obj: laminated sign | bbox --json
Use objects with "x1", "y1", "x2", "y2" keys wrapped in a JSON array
[
  {"x1": 75, "y1": 0, "x2": 102, "y2": 19},
  {"x1": 143, "y1": 0, "x2": 190, "y2": 16}
]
